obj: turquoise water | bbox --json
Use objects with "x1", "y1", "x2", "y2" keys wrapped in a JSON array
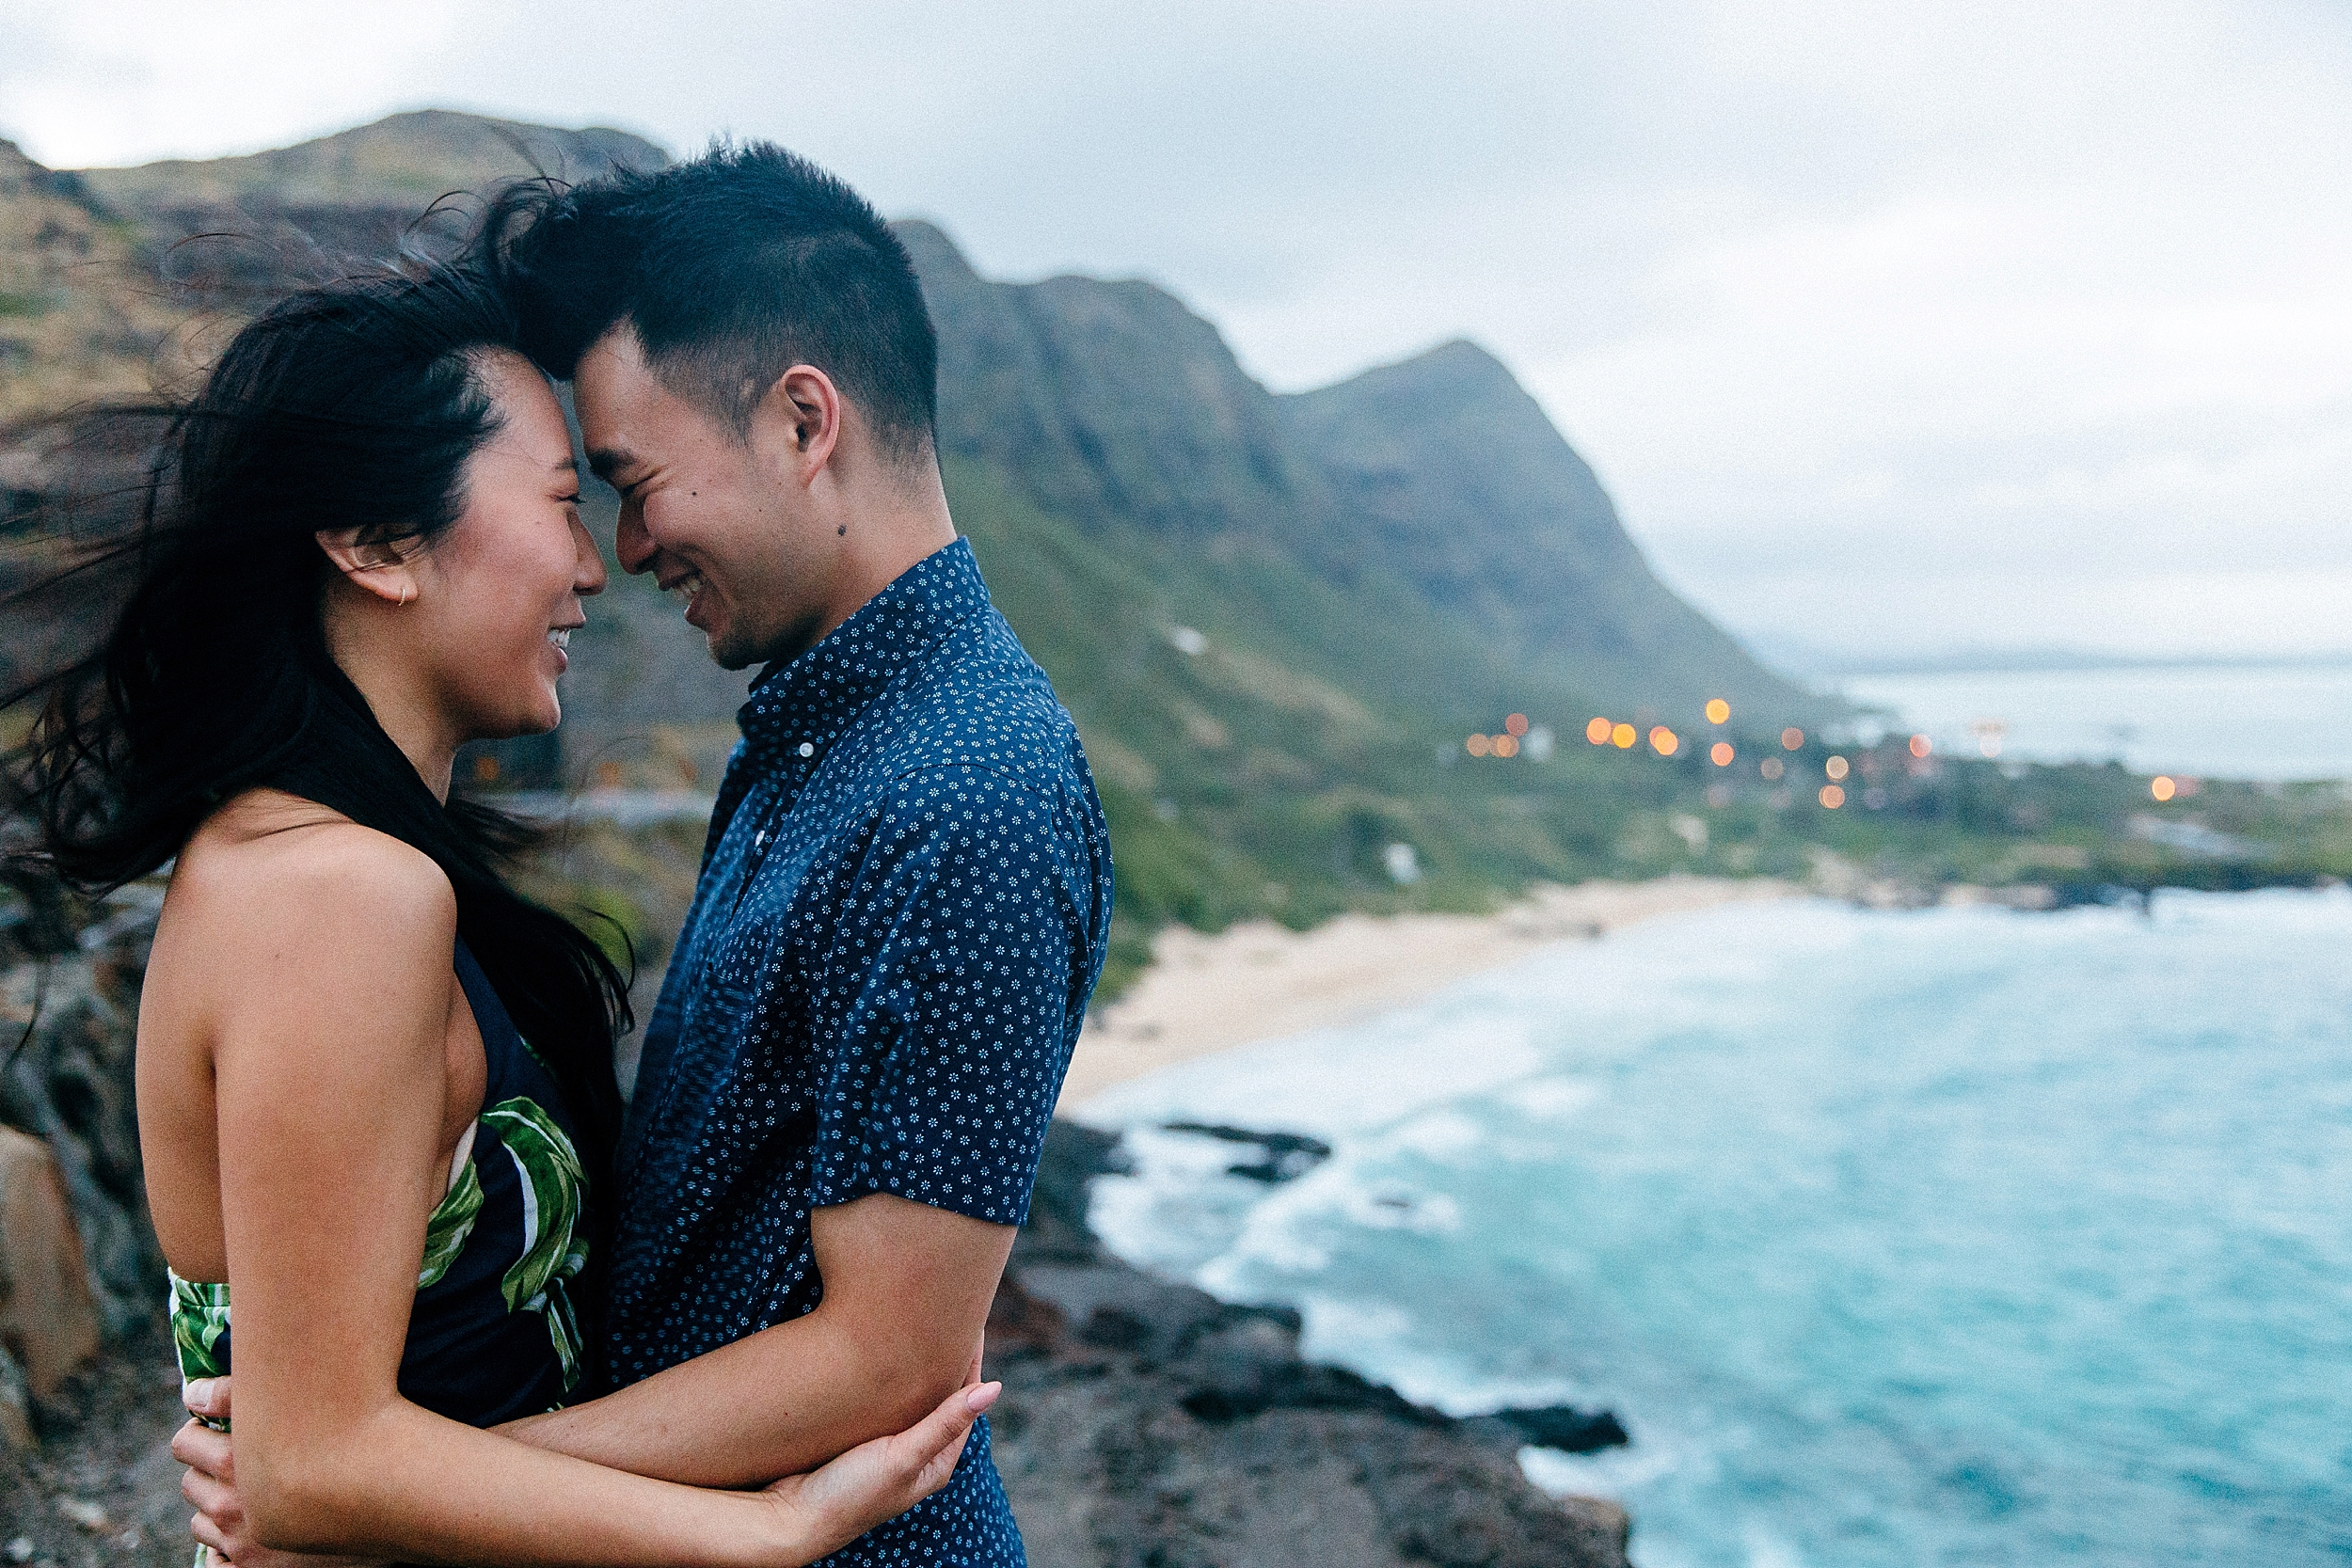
[{"x1": 1080, "y1": 892, "x2": 2352, "y2": 1566}]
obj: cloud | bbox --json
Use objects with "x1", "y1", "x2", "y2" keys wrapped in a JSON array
[{"x1": 3, "y1": 0, "x2": 2345, "y2": 657}]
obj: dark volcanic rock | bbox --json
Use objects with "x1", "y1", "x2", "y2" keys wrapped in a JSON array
[
  {"x1": 1159, "y1": 1121, "x2": 1333, "y2": 1184},
  {"x1": 992, "y1": 1119, "x2": 1631, "y2": 1568},
  {"x1": 1494, "y1": 1405, "x2": 1632, "y2": 1454},
  {"x1": 0, "y1": 891, "x2": 167, "y2": 1342}
]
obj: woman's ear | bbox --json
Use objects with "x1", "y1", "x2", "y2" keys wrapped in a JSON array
[{"x1": 315, "y1": 529, "x2": 420, "y2": 607}]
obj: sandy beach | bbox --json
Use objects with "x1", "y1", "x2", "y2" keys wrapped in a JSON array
[{"x1": 1061, "y1": 875, "x2": 1794, "y2": 1106}]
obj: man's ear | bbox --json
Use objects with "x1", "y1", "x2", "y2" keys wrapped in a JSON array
[
  {"x1": 755, "y1": 364, "x2": 843, "y2": 482},
  {"x1": 315, "y1": 530, "x2": 421, "y2": 607}
]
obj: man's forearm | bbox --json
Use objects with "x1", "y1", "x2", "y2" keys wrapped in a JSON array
[{"x1": 501, "y1": 1307, "x2": 967, "y2": 1488}]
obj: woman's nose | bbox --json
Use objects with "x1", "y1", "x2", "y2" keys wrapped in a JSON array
[{"x1": 573, "y1": 515, "x2": 609, "y2": 595}]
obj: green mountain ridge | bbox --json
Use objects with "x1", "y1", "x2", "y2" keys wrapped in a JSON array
[
  {"x1": 8, "y1": 111, "x2": 1886, "y2": 992},
  {"x1": 896, "y1": 218, "x2": 1820, "y2": 723},
  {"x1": 74, "y1": 110, "x2": 668, "y2": 212},
  {"x1": 1285, "y1": 339, "x2": 1797, "y2": 719}
]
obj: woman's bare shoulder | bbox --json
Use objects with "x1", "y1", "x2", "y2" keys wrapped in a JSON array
[{"x1": 169, "y1": 789, "x2": 455, "y2": 944}]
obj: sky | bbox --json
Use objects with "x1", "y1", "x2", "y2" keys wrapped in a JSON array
[{"x1": 5, "y1": 0, "x2": 2348, "y2": 665}]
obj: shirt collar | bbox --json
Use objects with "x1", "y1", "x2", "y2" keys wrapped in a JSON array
[{"x1": 734, "y1": 536, "x2": 990, "y2": 772}]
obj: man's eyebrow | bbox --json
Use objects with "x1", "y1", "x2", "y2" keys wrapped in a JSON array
[{"x1": 585, "y1": 447, "x2": 635, "y2": 481}]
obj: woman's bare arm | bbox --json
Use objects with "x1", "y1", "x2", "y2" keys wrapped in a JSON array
[{"x1": 196, "y1": 826, "x2": 971, "y2": 1566}]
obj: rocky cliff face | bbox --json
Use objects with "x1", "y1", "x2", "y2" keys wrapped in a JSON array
[
  {"x1": 1284, "y1": 339, "x2": 1798, "y2": 717},
  {"x1": 988, "y1": 1122, "x2": 1633, "y2": 1568},
  {"x1": 0, "y1": 143, "x2": 194, "y2": 426},
  {"x1": 900, "y1": 218, "x2": 1819, "y2": 721},
  {"x1": 0, "y1": 889, "x2": 167, "y2": 1354}
]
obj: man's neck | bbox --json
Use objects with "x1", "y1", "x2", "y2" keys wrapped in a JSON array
[{"x1": 801, "y1": 472, "x2": 959, "y2": 657}]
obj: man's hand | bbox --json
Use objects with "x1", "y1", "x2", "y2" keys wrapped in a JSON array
[{"x1": 173, "y1": 1379, "x2": 382, "y2": 1568}]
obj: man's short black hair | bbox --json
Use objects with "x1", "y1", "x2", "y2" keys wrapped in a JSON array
[{"x1": 472, "y1": 143, "x2": 938, "y2": 465}]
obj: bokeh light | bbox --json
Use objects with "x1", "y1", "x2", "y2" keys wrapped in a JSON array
[
  {"x1": 1710, "y1": 741, "x2": 1735, "y2": 767},
  {"x1": 1649, "y1": 726, "x2": 1678, "y2": 756},
  {"x1": 1760, "y1": 757, "x2": 1786, "y2": 781},
  {"x1": 1504, "y1": 712, "x2": 1530, "y2": 737},
  {"x1": 1466, "y1": 734, "x2": 1491, "y2": 756},
  {"x1": 1825, "y1": 755, "x2": 1850, "y2": 781},
  {"x1": 1494, "y1": 734, "x2": 1520, "y2": 758},
  {"x1": 1781, "y1": 727, "x2": 1804, "y2": 751},
  {"x1": 2152, "y1": 775, "x2": 2176, "y2": 801},
  {"x1": 1613, "y1": 722, "x2": 1637, "y2": 749},
  {"x1": 1705, "y1": 699, "x2": 1730, "y2": 725},
  {"x1": 1909, "y1": 734, "x2": 1932, "y2": 758},
  {"x1": 1819, "y1": 784, "x2": 1845, "y2": 809},
  {"x1": 1587, "y1": 717, "x2": 1613, "y2": 745}
]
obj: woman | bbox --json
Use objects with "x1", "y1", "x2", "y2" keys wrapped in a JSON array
[{"x1": 8, "y1": 264, "x2": 992, "y2": 1564}]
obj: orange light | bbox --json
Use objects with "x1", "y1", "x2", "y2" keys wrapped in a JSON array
[
  {"x1": 1504, "y1": 712, "x2": 1530, "y2": 737},
  {"x1": 1781, "y1": 727, "x2": 1804, "y2": 751},
  {"x1": 1909, "y1": 734, "x2": 1931, "y2": 758},
  {"x1": 1710, "y1": 741, "x2": 1735, "y2": 767},
  {"x1": 1613, "y1": 722, "x2": 1637, "y2": 749},
  {"x1": 1825, "y1": 755, "x2": 1850, "y2": 782},
  {"x1": 1705, "y1": 699, "x2": 1730, "y2": 725},
  {"x1": 1819, "y1": 784, "x2": 1845, "y2": 809},
  {"x1": 1493, "y1": 734, "x2": 1520, "y2": 758},
  {"x1": 1586, "y1": 716, "x2": 1613, "y2": 745},
  {"x1": 2151, "y1": 775, "x2": 2176, "y2": 802},
  {"x1": 1649, "y1": 725, "x2": 1678, "y2": 756},
  {"x1": 1467, "y1": 734, "x2": 1492, "y2": 757}
]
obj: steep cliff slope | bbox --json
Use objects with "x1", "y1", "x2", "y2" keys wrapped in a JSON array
[
  {"x1": 1283, "y1": 339, "x2": 1798, "y2": 716},
  {"x1": 901, "y1": 221, "x2": 1813, "y2": 720}
]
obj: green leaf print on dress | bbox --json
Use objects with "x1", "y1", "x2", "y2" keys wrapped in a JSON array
[
  {"x1": 167, "y1": 1270, "x2": 232, "y2": 1437},
  {"x1": 417, "y1": 1154, "x2": 485, "y2": 1288},
  {"x1": 168, "y1": 1271, "x2": 231, "y2": 1383},
  {"x1": 481, "y1": 1095, "x2": 590, "y2": 1390}
]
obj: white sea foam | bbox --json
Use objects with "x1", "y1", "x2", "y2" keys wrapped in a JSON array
[{"x1": 1079, "y1": 891, "x2": 2352, "y2": 1566}]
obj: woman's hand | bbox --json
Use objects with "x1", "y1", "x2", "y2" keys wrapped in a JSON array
[{"x1": 755, "y1": 1379, "x2": 1000, "y2": 1562}]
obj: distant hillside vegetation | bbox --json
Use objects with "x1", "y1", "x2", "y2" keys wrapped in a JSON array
[
  {"x1": 75, "y1": 110, "x2": 667, "y2": 213},
  {"x1": 1284, "y1": 339, "x2": 1797, "y2": 719},
  {"x1": 0, "y1": 141, "x2": 193, "y2": 424},
  {"x1": 6, "y1": 110, "x2": 1854, "y2": 990},
  {"x1": 898, "y1": 219, "x2": 1820, "y2": 723}
]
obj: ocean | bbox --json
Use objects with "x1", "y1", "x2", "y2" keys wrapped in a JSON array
[
  {"x1": 1077, "y1": 891, "x2": 2352, "y2": 1566},
  {"x1": 1836, "y1": 663, "x2": 2352, "y2": 782}
]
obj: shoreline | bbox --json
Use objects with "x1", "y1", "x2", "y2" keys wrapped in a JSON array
[{"x1": 1062, "y1": 875, "x2": 1795, "y2": 1106}]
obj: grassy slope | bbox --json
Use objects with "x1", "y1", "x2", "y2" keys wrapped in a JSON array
[{"x1": 74, "y1": 110, "x2": 666, "y2": 211}]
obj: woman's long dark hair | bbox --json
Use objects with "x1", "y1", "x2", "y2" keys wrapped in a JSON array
[{"x1": 3, "y1": 265, "x2": 628, "y2": 1275}]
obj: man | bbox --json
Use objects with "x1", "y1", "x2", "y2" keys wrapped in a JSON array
[{"x1": 180, "y1": 144, "x2": 1112, "y2": 1564}]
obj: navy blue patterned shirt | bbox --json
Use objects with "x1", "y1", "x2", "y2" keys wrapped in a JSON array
[{"x1": 606, "y1": 539, "x2": 1111, "y2": 1565}]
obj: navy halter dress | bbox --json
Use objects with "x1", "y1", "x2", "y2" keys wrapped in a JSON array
[{"x1": 170, "y1": 936, "x2": 596, "y2": 1428}]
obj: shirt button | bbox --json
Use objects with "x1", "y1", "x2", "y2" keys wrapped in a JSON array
[
  {"x1": 754, "y1": 830, "x2": 768, "y2": 849},
  {"x1": 798, "y1": 742, "x2": 816, "y2": 758}
]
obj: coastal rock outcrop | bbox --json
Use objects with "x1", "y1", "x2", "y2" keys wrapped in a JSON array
[
  {"x1": 0, "y1": 890, "x2": 167, "y2": 1348},
  {"x1": 0, "y1": 1128, "x2": 103, "y2": 1420},
  {"x1": 986, "y1": 1122, "x2": 1632, "y2": 1568}
]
